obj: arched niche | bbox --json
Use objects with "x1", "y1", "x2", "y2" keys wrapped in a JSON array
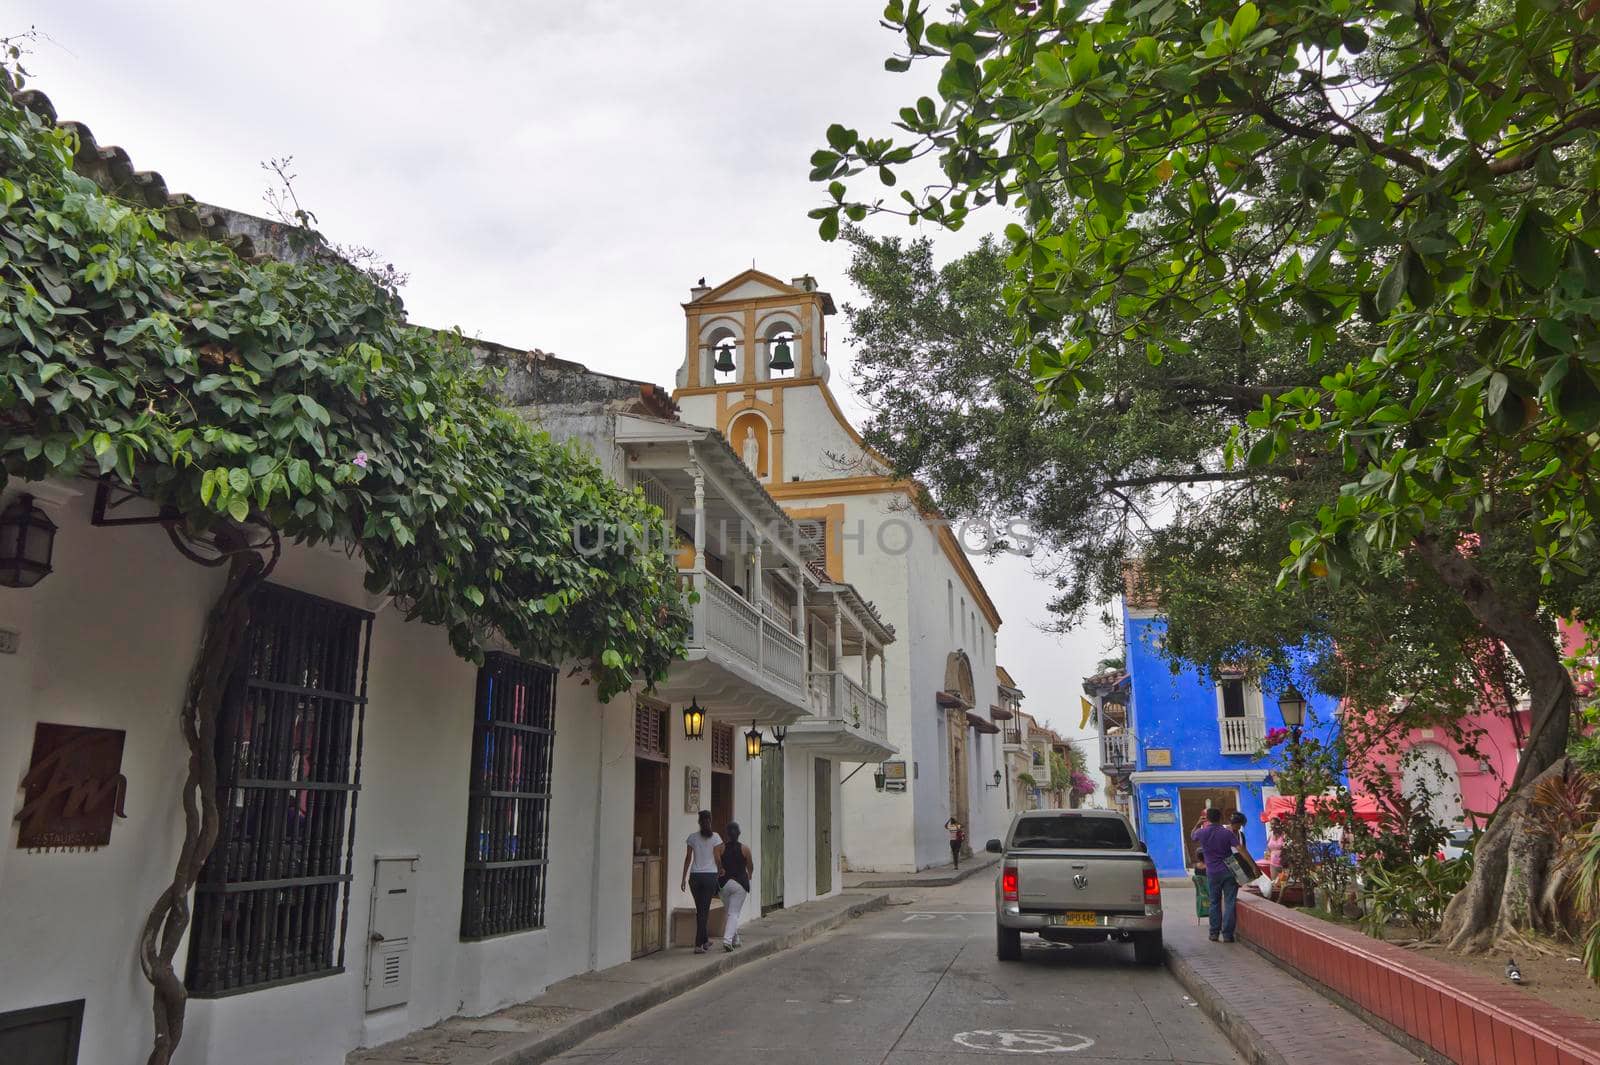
[
  {"x1": 728, "y1": 410, "x2": 771, "y2": 481},
  {"x1": 756, "y1": 313, "x2": 802, "y2": 382},
  {"x1": 698, "y1": 318, "x2": 744, "y2": 386}
]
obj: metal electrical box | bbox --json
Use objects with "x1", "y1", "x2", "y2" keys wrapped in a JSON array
[{"x1": 365, "y1": 854, "x2": 419, "y2": 1012}]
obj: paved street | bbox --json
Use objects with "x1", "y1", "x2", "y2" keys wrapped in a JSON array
[{"x1": 548, "y1": 876, "x2": 1243, "y2": 1064}]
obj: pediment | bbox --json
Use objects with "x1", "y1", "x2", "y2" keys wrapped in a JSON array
[{"x1": 693, "y1": 269, "x2": 804, "y2": 305}]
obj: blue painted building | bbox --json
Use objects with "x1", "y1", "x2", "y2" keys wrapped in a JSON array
[{"x1": 1113, "y1": 600, "x2": 1341, "y2": 878}]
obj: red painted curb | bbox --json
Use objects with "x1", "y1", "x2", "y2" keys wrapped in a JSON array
[{"x1": 1237, "y1": 894, "x2": 1600, "y2": 1065}]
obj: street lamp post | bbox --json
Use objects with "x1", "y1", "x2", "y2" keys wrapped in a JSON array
[{"x1": 1277, "y1": 684, "x2": 1309, "y2": 899}]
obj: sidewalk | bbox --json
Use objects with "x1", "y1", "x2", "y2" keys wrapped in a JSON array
[
  {"x1": 348, "y1": 890, "x2": 889, "y2": 1065},
  {"x1": 1161, "y1": 886, "x2": 1423, "y2": 1065},
  {"x1": 842, "y1": 849, "x2": 999, "y2": 889}
]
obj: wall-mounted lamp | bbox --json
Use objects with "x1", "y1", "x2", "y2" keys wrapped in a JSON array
[
  {"x1": 745, "y1": 722, "x2": 763, "y2": 760},
  {"x1": 985, "y1": 769, "x2": 1002, "y2": 789},
  {"x1": 0, "y1": 494, "x2": 57, "y2": 589}
]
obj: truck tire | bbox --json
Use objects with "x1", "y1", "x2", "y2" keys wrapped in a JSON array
[
  {"x1": 1133, "y1": 931, "x2": 1163, "y2": 965},
  {"x1": 997, "y1": 924, "x2": 1022, "y2": 962}
]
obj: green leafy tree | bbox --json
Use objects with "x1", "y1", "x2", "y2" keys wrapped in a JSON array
[
  {"x1": 816, "y1": 0, "x2": 1600, "y2": 950},
  {"x1": 0, "y1": 84, "x2": 688, "y2": 1062}
]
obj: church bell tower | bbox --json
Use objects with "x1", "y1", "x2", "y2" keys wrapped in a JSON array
[{"x1": 672, "y1": 270, "x2": 837, "y2": 486}]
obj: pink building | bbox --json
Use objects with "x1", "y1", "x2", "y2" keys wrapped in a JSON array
[{"x1": 1346, "y1": 670, "x2": 1528, "y2": 831}]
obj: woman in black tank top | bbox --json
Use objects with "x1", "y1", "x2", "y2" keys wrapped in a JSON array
[
  {"x1": 716, "y1": 822, "x2": 753, "y2": 951},
  {"x1": 720, "y1": 826, "x2": 751, "y2": 892}
]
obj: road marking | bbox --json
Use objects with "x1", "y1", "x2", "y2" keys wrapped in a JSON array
[
  {"x1": 952, "y1": 1030, "x2": 1095, "y2": 1054},
  {"x1": 903, "y1": 911, "x2": 990, "y2": 921}
]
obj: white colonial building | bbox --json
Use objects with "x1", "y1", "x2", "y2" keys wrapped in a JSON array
[
  {"x1": 1, "y1": 343, "x2": 898, "y2": 1065},
  {"x1": 670, "y1": 269, "x2": 1015, "y2": 872},
  {"x1": 0, "y1": 96, "x2": 897, "y2": 1060}
]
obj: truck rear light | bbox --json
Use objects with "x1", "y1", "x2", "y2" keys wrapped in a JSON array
[
  {"x1": 1002, "y1": 866, "x2": 1019, "y2": 902},
  {"x1": 1143, "y1": 871, "x2": 1161, "y2": 903}
]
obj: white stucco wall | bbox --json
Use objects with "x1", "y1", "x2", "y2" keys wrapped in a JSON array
[{"x1": 0, "y1": 483, "x2": 635, "y2": 1065}]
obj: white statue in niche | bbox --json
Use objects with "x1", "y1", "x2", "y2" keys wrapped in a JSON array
[{"x1": 741, "y1": 425, "x2": 761, "y2": 476}]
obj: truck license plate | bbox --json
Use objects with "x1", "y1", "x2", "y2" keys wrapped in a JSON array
[{"x1": 1049, "y1": 912, "x2": 1097, "y2": 927}]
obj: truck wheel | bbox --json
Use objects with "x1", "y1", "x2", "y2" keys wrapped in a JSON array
[
  {"x1": 1133, "y1": 932, "x2": 1164, "y2": 965},
  {"x1": 997, "y1": 924, "x2": 1022, "y2": 962}
]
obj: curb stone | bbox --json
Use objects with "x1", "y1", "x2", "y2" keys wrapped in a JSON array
[
  {"x1": 846, "y1": 852, "x2": 1000, "y2": 889},
  {"x1": 1165, "y1": 941, "x2": 1291, "y2": 1065},
  {"x1": 480, "y1": 893, "x2": 889, "y2": 1065}
]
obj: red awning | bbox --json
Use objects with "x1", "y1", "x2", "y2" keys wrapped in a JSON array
[{"x1": 1260, "y1": 794, "x2": 1381, "y2": 824}]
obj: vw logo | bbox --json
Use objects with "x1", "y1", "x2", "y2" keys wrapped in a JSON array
[{"x1": 1072, "y1": 874, "x2": 1088, "y2": 890}]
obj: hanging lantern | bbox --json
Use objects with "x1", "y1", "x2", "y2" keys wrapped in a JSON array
[
  {"x1": 683, "y1": 698, "x2": 705, "y2": 740},
  {"x1": 0, "y1": 494, "x2": 57, "y2": 588},
  {"x1": 744, "y1": 721, "x2": 763, "y2": 760},
  {"x1": 713, "y1": 343, "x2": 737, "y2": 373},
  {"x1": 768, "y1": 336, "x2": 794, "y2": 372}
]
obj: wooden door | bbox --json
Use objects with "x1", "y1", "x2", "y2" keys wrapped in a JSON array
[
  {"x1": 631, "y1": 758, "x2": 667, "y2": 958},
  {"x1": 761, "y1": 746, "x2": 784, "y2": 912},
  {"x1": 814, "y1": 758, "x2": 832, "y2": 895}
]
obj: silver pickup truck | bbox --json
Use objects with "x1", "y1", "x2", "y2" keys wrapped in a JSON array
[{"x1": 986, "y1": 809, "x2": 1163, "y2": 964}]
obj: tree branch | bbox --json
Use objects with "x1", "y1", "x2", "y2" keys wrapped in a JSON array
[
  {"x1": 1245, "y1": 96, "x2": 1437, "y2": 176},
  {"x1": 1414, "y1": 0, "x2": 1506, "y2": 100},
  {"x1": 1100, "y1": 468, "x2": 1285, "y2": 490}
]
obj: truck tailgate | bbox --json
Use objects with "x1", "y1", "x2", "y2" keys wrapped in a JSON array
[{"x1": 1014, "y1": 851, "x2": 1148, "y2": 912}]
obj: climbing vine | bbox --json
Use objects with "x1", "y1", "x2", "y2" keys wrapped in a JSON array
[{"x1": 0, "y1": 80, "x2": 688, "y2": 1062}]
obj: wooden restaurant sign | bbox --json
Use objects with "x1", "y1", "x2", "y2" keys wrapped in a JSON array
[{"x1": 14, "y1": 723, "x2": 128, "y2": 851}]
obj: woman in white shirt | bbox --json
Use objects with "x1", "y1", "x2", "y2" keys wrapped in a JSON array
[{"x1": 680, "y1": 810, "x2": 722, "y2": 954}]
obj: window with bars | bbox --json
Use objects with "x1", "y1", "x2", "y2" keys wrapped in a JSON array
[
  {"x1": 635, "y1": 700, "x2": 669, "y2": 762},
  {"x1": 186, "y1": 583, "x2": 374, "y2": 996},
  {"x1": 461, "y1": 653, "x2": 557, "y2": 940},
  {"x1": 711, "y1": 723, "x2": 734, "y2": 772}
]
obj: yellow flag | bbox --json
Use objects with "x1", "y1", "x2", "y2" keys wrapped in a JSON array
[{"x1": 1079, "y1": 697, "x2": 1094, "y2": 730}]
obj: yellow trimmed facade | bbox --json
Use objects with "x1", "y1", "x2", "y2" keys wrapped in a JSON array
[{"x1": 670, "y1": 269, "x2": 1011, "y2": 872}]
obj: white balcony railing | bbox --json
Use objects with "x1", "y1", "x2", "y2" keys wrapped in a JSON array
[
  {"x1": 1220, "y1": 715, "x2": 1267, "y2": 755},
  {"x1": 1101, "y1": 732, "x2": 1135, "y2": 768},
  {"x1": 628, "y1": 470, "x2": 677, "y2": 525},
  {"x1": 685, "y1": 569, "x2": 806, "y2": 697},
  {"x1": 806, "y1": 670, "x2": 890, "y2": 746}
]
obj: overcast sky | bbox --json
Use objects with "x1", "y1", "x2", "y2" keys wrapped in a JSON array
[{"x1": 15, "y1": 1, "x2": 1120, "y2": 748}]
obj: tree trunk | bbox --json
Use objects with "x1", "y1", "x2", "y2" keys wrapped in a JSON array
[
  {"x1": 1415, "y1": 533, "x2": 1573, "y2": 953},
  {"x1": 139, "y1": 541, "x2": 264, "y2": 1065}
]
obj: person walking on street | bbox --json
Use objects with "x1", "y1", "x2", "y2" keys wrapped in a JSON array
[
  {"x1": 1191, "y1": 808, "x2": 1248, "y2": 942},
  {"x1": 945, "y1": 816, "x2": 964, "y2": 869},
  {"x1": 681, "y1": 810, "x2": 722, "y2": 954},
  {"x1": 715, "y1": 821, "x2": 753, "y2": 953}
]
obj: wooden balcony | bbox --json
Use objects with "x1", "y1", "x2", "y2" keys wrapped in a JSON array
[
  {"x1": 787, "y1": 670, "x2": 894, "y2": 760},
  {"x1": 1101, "y1": 731, "x2": 1136, "y2": 770},
  {"x1": 654, "y1": 568, "x2": 810, "y2": 724}
]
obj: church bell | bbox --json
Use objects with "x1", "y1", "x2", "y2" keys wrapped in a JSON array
[
  {"x1": 713, "y1": 343, "x2": 736, "y2": 373},
  {"x1": 768, "y1": 337, "x2": 795, "y2": 372}
]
